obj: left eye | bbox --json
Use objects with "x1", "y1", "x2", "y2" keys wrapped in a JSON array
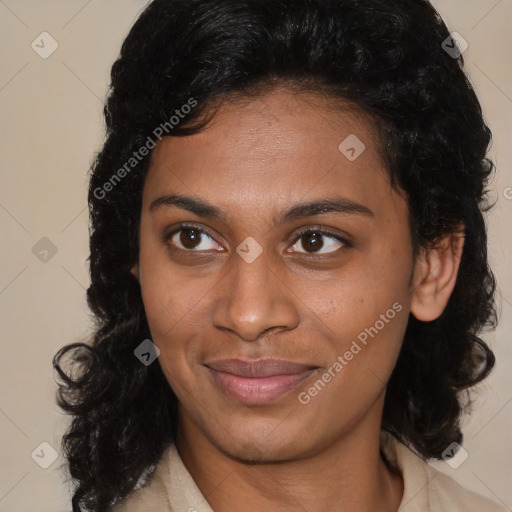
[
  {"x1": 289, "y1": 230, "x2": 345, "y2": 254},
  {"x1": 165, "y1": 226, "x2": 347, "y2": 255},
  {"x1": 169, "y1": 227, "x2": 223, "y2": 251}
]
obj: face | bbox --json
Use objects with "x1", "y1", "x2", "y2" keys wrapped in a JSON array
[{"x1": 134, "y1": 89, "x2": 416, "y2": 462}]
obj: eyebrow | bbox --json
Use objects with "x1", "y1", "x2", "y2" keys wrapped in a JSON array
[{"x1": 149, "y1": 194, "x2": 374, "y2": 224}]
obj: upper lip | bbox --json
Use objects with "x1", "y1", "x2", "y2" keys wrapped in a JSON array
[{"x1": 205, "y1": 358, "x2": 317, "y2": 377}]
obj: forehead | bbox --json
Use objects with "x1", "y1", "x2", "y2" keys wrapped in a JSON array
[
  {"x1": 143, "y1": 89, "x2": 405, "y2": 225},
  {"x1": 151, "y1": 88, "x2": 383, "y2": 165}
]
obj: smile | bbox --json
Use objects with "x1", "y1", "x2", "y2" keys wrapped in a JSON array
[{"x1": 204, "y1": 358, "x2": 319, "y2": 405}]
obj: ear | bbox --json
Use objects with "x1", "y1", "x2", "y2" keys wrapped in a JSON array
[
  {"x1": 130, "y1": 263, "x2": 140, "y2": 281},
  {"x1": 410, "y1": 229, "x2": 465, "y2": 322}
]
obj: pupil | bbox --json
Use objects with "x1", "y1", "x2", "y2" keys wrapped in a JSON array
[
  {"x1": 180, "y1": 228, "x2": 201, "y2": 249},
  {"x1": 302, "y1": 232, "x2": 323, "y2": 252}
]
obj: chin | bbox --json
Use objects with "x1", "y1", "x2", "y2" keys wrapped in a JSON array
[
  {"x1": 219, "y1": 440, "x2": 303, "y2": 465},
  {"x1": 207, "y1": 420, "x2": 314, "y2": 465}
]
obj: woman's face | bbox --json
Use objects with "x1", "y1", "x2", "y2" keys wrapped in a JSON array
[{"x1": 134, "y1": 89, "x2": 416, "y2": 461}]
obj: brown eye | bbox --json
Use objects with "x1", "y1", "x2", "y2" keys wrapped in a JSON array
[
  {"x1": 166, "y1": 226, "x2": 223, "y2": 252},
  {"x1": 290, "y1": 229, "x2": 346, "y2": 254},
  {"x1": 179, "y1": 228, "x2": 202, "y2": 249},
  {"x1": 300, "y1": 231, "x2": 324, "y2": 252}
]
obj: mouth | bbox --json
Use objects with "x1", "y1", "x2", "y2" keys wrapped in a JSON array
[{"x1": 204, "y1": 358, "x2": 319, "y2": 405}]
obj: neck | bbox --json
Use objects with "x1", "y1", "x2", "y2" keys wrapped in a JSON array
[{"x1": 175, "y1": 397, "x2": 403, "y2": 512}]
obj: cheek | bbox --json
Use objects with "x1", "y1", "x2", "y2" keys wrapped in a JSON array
[
  {"x1": 350, "y1": 228, "x2": 414, "y2": 311},
  {"x1": 327, "y1": 251, "x2": 411, "y2": 392},
  {"x1": 138, "y1": 237, "x2": 196, "y2": 334},
  {"x1": 302, "y1": 304, "x2": 408, "y2": 428},
  {"x1": 299, "y1": 250, "x2": 411, "y2": 333},
  {"x1": 301, "y1": 245, "x2": 412, "y2": 385},
  {"x1": 137, "y1": 246, "x2": 214, "y2": 373},
  {"x1": 140, "y1": 276, "x2": 208, "y2": 360},
  {"x1": 138, "y1": 270, "x2": 203, "y2": 393},
  {"x1": 139, "y1": 271, "x2": 175, "y2": 336}
]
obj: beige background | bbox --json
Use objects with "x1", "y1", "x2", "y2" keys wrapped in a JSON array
[{"x1": 0, "y1": 1, "x2": 511, "y2": 510}]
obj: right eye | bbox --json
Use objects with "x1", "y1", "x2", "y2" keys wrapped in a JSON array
[{"x1": 164, "y1": 225, "x2": 224, "y2": 252}]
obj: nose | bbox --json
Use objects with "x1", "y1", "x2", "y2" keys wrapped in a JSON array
[{"x1": 211, "y1": 250, "x2": 300, "y2": 342}]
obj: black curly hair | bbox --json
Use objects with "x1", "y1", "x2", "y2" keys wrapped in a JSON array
[{"x1": 52, "y1": 0, "x2": 498, "y2": 510}]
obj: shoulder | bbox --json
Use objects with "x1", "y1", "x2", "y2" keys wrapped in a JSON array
[
  {"x1": 380, "y1": 431, "x2": 508, "y2": 512},
  {"x1": 427, "y1": 465, "x2": 508, "y2": 512},
  {"x1": 110, "y1": 445, "x2": 174, "y2": 512},
  {"x1": 110, "y1": 442, "x2": 212, "y2": 512}
]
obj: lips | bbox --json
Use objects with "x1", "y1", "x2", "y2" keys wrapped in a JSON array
[{"x1": 204, "y1": 358, "x2": 318, "y2": 405}]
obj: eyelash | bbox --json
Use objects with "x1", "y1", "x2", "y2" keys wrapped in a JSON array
[
  {"x1": 161, "y1": 222, "x2": 352, "y2": 255},
  {"x1": 290, "y1": 226, "x2": 351, "y2": 254}
]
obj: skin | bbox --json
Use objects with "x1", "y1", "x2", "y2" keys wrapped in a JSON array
[{"x1": 131, "y1": 88, "x2": 464, "y2": 512}]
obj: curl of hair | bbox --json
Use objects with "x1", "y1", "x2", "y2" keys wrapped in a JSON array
[{"x1": 53, "y1": 0, "x2": 498, "y2": 510}]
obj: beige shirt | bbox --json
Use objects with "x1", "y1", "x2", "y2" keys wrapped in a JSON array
[{"x1": 111, "y1": 432, "x2": 508, "y2": 512}]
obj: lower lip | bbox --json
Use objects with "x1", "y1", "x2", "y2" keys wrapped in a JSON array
[{"x1": 206, "y1": 367, "x2": 318, "y2": 405}]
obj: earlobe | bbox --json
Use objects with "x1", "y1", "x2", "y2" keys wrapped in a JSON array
[
  {"x1": 130, "y1": 264, "x2": 140, "y2": 281},
  {"x1": 410, "y1": 230, "x2": 465, "y2": 322}
]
